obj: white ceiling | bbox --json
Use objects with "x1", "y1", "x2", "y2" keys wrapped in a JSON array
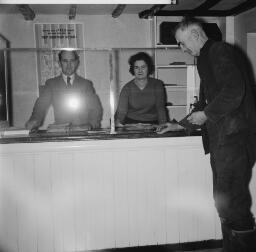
[
  {"x1": 1, "y1": 4, "x2": 152, "y2": 15},
  {"x1": 0, "y1": 0, "x2": 251, "y2": 16}
]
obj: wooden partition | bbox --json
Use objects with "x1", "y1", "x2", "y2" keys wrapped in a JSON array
[{"x1": 1, "y1": 137, "x2": 255, "y2": 252}]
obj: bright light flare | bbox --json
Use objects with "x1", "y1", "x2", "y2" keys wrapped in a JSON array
[{"x1": 66, "y1": 95, "x2": 81, "y2": 111}]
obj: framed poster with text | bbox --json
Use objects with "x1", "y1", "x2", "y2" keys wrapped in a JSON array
[{"x1": 34, "y1": 23, "x2": 85, "y2": 92}]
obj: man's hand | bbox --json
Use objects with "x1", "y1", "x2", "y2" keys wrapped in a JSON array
[
  {"x1": 156, "y1": 122, "x2": 184, "y2": 134},
  {"x1": 115, "y1": 120, "x2": 124, "y2": 127},
  {"x1": 25, "y1": 119, "x2": 40, "y2": 131},
  {"x1": 88, "y1": 121, "x2": 99, "y2": 129},
  {"x1": 187, "y1": 111, "x2": 207, "y2": 125}
]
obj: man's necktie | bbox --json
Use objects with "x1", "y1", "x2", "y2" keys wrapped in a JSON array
[{"x1": 67, "y1": 76, "x2": 72, "y2": 88}]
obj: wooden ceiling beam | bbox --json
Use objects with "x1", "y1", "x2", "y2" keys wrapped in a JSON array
[
  {"x1": 69, "y1": 5, "x2": 77, "y2": 20},
  {"x1": 112, "y1": 4, "x2": 126, "y2": 18},
  {"x1": 155, "y1": 9, "x2": 228, "y2": 17},
  {"x1": 225, "y1": 0, "x2": 256, "y2": 16},
  {"x1": 17, "y1": 4, "x2": 35, "y2": 21},
  {"x1": 139, "y1": 5, "x2": 166, "y2": 19},
  {"x1": 194, "y1": 0, "x2": 222, "y2": 11},
  {"x1": 153, "y1": 0, "x2": 256, "y2": 17}
]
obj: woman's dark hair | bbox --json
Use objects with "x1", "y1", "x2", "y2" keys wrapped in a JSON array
[{"x1": 128, "y1": 52, "x2": 155, "y2": 76}]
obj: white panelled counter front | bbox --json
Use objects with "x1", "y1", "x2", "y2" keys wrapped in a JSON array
[{"x1": 1, "y1": 136, "x2": 256, "y2": 252}]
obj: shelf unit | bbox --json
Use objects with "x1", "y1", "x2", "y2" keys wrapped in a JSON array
[{"x1": 153, "y1": 17, "x2": 199, "y2": 121}]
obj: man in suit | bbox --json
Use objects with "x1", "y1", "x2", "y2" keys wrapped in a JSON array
[
  {"x1": 25, "y1": 50, "x2": 102, "y2": 130},
  {"x1": 158, "y1": 17, "x2": 256, "y2": 252}
]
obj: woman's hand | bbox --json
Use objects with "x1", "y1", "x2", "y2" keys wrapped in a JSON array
[
  {"x1": 156, "y1": 122, "x2": 184, "y2": 134},
  {"x1": 25, "y1": 119, "x2": 40, "y2": 131}
]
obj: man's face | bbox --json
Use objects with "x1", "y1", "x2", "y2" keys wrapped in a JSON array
[
  {"x1": 59, "y1": 51, "x2": 79, "y2": 76},
  {"x1": 134, "y1": 60, "x2": 148, "y2": 79},
  {"x1": 175, "y1": 28, "x2": 200, "y2": 57}
]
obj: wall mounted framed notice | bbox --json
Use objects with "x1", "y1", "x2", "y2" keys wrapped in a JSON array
[{"x1": 34, "y1": 23, "x2": 85, "y2": 91}]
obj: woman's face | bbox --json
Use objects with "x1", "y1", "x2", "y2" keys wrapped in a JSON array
[{"x1": 133, "y1": 60, "x2": 148, "y2": 80}]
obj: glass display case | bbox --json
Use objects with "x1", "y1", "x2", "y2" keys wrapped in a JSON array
[
  {"x1": 0, "y1": 47, "x2": 112, "y2": 132},
  {"x1": 0, "y1": 46, "x2": 199, "y2": 141}
]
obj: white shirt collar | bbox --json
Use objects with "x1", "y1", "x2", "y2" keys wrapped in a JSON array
[{"x1": 62, "y1": 74, "x2": 75, "y2": 85}]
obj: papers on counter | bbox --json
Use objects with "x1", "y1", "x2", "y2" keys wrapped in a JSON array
[
  {"x1": 47, "y1": 123, "x2": 92, "y2": 133},
  {"x1": 46, "y1": 123, "x2": 107, "y2": 133},
  {"x1": 0, "y1": 127, "x2": 30, "y2": 137},
  {"x1": 117, "y1": 123, "x2": 157, "y2": 131},
  {"x1": 47, "y1": 123, "x2": 70, "y2": 133}
]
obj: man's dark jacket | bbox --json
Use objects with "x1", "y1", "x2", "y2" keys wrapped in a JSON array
[
  {"x1": 29, "y1": 74, "x2": 103, "y2": 128},
  {"x1": 196, "y1": 39, "x2": 256, "y2": 153}
]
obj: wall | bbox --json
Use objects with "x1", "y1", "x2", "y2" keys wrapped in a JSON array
[
  {"x1": 247, "y1": 33, "x2": 256, "y2": 82},
  {"x1": 231, "y1": 7, "x2": 256, "y2": 88},
  {"x1": 0, "y1": 13, "x2": 153, "y2": 128},
  {"x1": 234, "y1": 7, "x2": 256, "y2": 52}
]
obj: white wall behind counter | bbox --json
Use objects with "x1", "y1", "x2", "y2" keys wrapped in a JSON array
[
  {"x1": 0, "y1": 13, "x2": 153, "y2": 49},
  {"x1": 234, "y1": 7, "x2": 256, "y2": 52}
]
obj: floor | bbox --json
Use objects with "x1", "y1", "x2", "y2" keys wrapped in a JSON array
[
  {"x1": 185, "y1": 250, "x2": 222, "y2": 252},
  {"x1": 99, "y1": 240, "x2": 223, "y2": 252},
  {"x1": 186, "y1": 250, "x2": 222, "y2": 252},
  {"x1": 102, "y1": 248, "x2": 223, "y2": 252}
]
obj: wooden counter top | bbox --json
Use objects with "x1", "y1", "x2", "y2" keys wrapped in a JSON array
[{"x1": 0, "y1": 128, "x2": 201, "y2": 144}]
